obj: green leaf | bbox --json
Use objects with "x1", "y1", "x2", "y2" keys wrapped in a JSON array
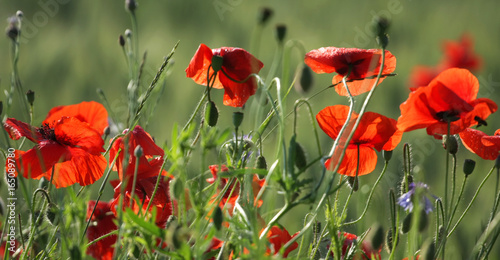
[{"x1": 125, "y1": 208, "x2": 164, "y2": 238}]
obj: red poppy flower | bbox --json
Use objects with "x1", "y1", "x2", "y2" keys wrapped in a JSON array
[
  {"x1": 186, "y1": 43, "x2": 264, "y2": 107},
  {"x1": 43, "y1": 101, "x2": 108, "y2": 135},
  {"x1": 86, "y1": 201, "x2": 117, "y2": 260},
  {"x1": 3, "y1": 102, "x2": 108, "y2": 188},
  {"x1": 459, "y1": 128, "x2": 500, "y2": 160},
  {"x1": 441, "y1": 33, "x2": 481, "y2": 71},
  {"x1": 110, "y1": 175, "x2": 173, "y2": 228},
  {"x1": 207, "y1": 165, "x2": 265, "y2": 211},
  {"x1": 304, "y1": 47, "x2": 396, "y2": 96},
  {"x1": 409, "y1": 65, "x2": 439, "y2": 92},
  {"x1": 398, "y1": 68, "x2": 497, "y2": 138},
  {"x1": 316, "y1": 105, "x2": 401, "y2": 176},
  {"x1": 261, "y1": 226, "x2": 298, "y2": 257},
  {"x1": 331, "y1": 232, "x2": 381, "y2": 260},
  {"x1": 109, "y1": 125, "x2": 165, "y2": 181}
]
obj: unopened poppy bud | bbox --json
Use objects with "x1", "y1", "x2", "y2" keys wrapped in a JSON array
[
  {"x1": 463, "y1": 159, "x2": 476, "y2": 176},
  {"x1": 205, "y1": 101, "x2": 219, "y2": 127},
  {"x1": 125, "y1": 0, "x2": 138, "y2": 12},
  {"x1": 367, "y1": 223, "x2": 384, "y2": 251},
  {"x1": 275, "y1": 24, "x2": 287, "y2": 43},
  {"x1": 211, "y1": 55, "x2": 224, "y2": 73},
  {"x1": 134, "y1": 145, "x2": 143, "y2": 158},
  {"x1": 420, "y1": 239, "x2": 436, "y2": 260},
  {"x1": 376, "y1": 34, "x2": 390, "y2": 49},
  {"x1": 294, "y1": 142, "x2": 307, "y2": 170},
  {"x1": 45, "y1": 202, "x2": 59, "y2": 225},
  {"x1": 232, "y1": 112, "x2": 244, "y2": 129},
  {"x1": 104, "y1": 126, "x2": 111, "y2": 137},
  {"x1": 496, "y1": 155, "x2": 500, "y2": 169},
  {"x1": 443, "y1": 135, "x2": 458, "y2": 154},
  {"x1": 384, "y1": 229, "x2": 399, "y2": 253},
  {"x1": 295, "y1": 65, "x2": 314, "y2": 94},
  {"x1": 399, "y1": 175, "x2": 413, "y2": 195},
  {"x1": 383, "y1": 150, "x2": 393, "y2": 162},
  {"x1": 257, "y1": 7, "x2": 273, "y2": 25},
  {"x1": 401, "y1": 212, "x2": 412, "y2": 234},
  {"x1": 372, "y1": 16, "x2": 390, "y2": 37},
  {"x1": 119, "y1": 35, "x2": 125, "y2": 47},
  {"x1": 255, "y1": 155, "x2": 267, "y2": 170},
  {"x1": 417, "y1": 207, "x2": 428, "y2": 232},
  {"x1": 436, "y1": 225, "x2": 445, "y2": 246},
  {"x1": 6, "y1": 16, "x2": 20, "y2": 40},
  {"x1": 212, "y1": 206, "x2": 223, "y2": 231},
  {"x1": 38, "y1": 177, "x2": 49, "y2": 190},
  {"x1": 125, "y1": 29, "x2": 132, "y2": 38},
  {"x1": 26, "y1": 90, "x2": 35, "y2": 106},
  {"x1": 347, "y1": 176, "x2": 359, "y2": 191}
]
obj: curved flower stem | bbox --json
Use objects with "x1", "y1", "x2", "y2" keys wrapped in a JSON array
[
  {"x1": 293, "y1": 99, "x2": 322, "y2": 156},
  {"x1": 182, "y1": 92, "x2": 207, "y2": 132},
  {"x1": 282, "y1": 39, "x2": 306, "y2": 89},
  {"x1": 447, "y1": 165, "x2": 496, "y2": 238},
  {"x1": 343, "y1": 161, "x2": 389, "y2": 226},
  {"x1": 21, "y1": 188, "x2": 52, "y2": 260}
]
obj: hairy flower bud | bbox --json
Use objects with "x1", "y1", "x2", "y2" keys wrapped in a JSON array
[
  {"x1": 255, "y1": 155, "x2": 267, "y2": 170},
  {"x1": 232, "y1": 111, "x2": 244, "y2": 129},
  {"x1": 347, "y1": 176, "x2": 359, "y2": 191},
  {"x1": 212, "y1": 206, "x2": 223, "y2": 231},
  {"x1": 443, "y1": 135, "x2": 458, "y2": 154},
  {"x1": 134, "y1": 145, "x2": 143, "y2": 158},
  {"x1": 294, "y1": 142, "x2": 307, "y2": 170},
  {"x1": 295, "y1": 65, "x2": 314, "y2": 94},
  {"x1": 205, "y1": 101, "x2": 219, "y2": 127},
  {"x1": 383, "y1": 150, "x2": 393, "y2": 162},
  {"x1": 463, "y1": 159, "x2": 476, "y2": 176}
]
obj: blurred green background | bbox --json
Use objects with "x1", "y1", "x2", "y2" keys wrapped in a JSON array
[{"x1": 2, "y1": 0, "x2": 500, "y2": 258}]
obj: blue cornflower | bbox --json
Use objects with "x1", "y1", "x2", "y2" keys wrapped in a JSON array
[{"x1": 397, "y1": 182, "x2": 436, "y2": 214}]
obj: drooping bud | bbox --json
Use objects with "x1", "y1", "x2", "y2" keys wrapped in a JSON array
[
  {"x1": 366, "y1": 223, "x2": 384, "y2": 251},
  {"x1": 463, "y1": 159, "x2": 476, "y2": 176},
  {"x1": 295, "y1": 65, "x2": 314, "y2": 94},
  {"x1": 45, "y1": 202, "x2": 59, "y2": 225},
  {"x1": 211, "y1": 55, "x2": 224, "y2": 74},
  {"x1": 275, "y1": 24, "x2": 287, "y2": 43},
  {"x1": 294, "y1": 142, "x2": 307, "y2": 170},
  {"x1": 383, "y1": 150, "x2": 393, "y2": 162},
  {"x1": 257, "y1": 7, "x2": 273, "y2": 25},
  {"x1": 401, "y1": 212, "x2": 412, "y2": 234},
  {"x1": 104, "y1": 126, "x2": 111, "y2": 137},
  {"x1": 384, "y1": 229, "x2": 399, "y2": 253},
  {"x1": 372, "y1": 16, "x2": 390, "y2": 48},
  {"x1": 399, "y1": 175, "x2": 413, "y2": 195},
  {"x1": 26, "y1": 90, "x2": 35, "y2": 106},
  {"x1": 232, "y1": 112, "x2": 244, "y2": 129},
  {"x1": 255, "y1": 155, "x2": 267, "y2": 170},
  {"x1": 134, "y1": 145, "x2": 143, "y2": 158},
  {"x1": 119, "y1": 34, "x2": 125, "y2": 47},
  {"x1": 442, "y1": 135, "x2": 458, "y2": 155},
  {"x1": 125, "y1": 0, "x2": 138, "y2": 12},
  {"x1": 205, "y1": 101, "x2": 219, "y2": 127},
  {"x1": 38, "y1": 177, "x2": 50, "y2": 190},
  {"x1": 347, "y1": 176, "x2": 359, "y2": 191},
  {"x1": 212, "y1": 206, "x2": 223, "y2": 231}
]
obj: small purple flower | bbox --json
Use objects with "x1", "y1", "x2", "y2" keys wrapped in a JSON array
[{"x1": 397, "y1": 182, "x2": 436, "y2": 214}]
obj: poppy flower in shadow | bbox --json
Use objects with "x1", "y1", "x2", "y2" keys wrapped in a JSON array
[
  {"x1": 4, "y1": 101, "x2": 108, "y2": 188},
  {"x1": 86, "y1": 200, "x2": 117, "y2": 260},
  {"x1": 329, "y1": 232, "x2": 381, "y2": 260},
  {"x1": 186, "y1": 43, "x2": 264, "y2": 107},
  {"x1": 109, "y1": 125, "x2": 165, "y2": 181},
  {"x1": 262, "y1": 226, "x2": 298, "y2": 257},
  {"x1": 398, "y1": 68, "x2": 497, "y2": 138},
  {"x1": 304, "y1": 47, "x2": 396, "y2": 96},
  {"x1": 316, "y1": 105, "x2": 401, "y2": 176},
  {"x1": 459, "y1": 128, "x2": 500, "y2": 160}
]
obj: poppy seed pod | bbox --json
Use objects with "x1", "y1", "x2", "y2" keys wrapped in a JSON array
[
  {"x1": 383, "y1": 150, "x2": 393, "y2": 161},
  {"x1": 257, "y1": 7, "x2": 273, "y2": 25},
  {"x1": 275, "y1": 24, "x2": 287, "y2": 43},
  {"x1": 443, "y1": 135, "x2": 458, "y2": 154},
  {"x1": 205, "y1": 101, "x2": 219, "y2": 127},
  {"x1": 463, "y1": 159, "x2": 476, "y2": 176},
  {"x1": 232, "y1": 112, "x2": 244, "y2": 129},
  {"x1": 26, "y1": 90, "x2": 35, "y2": 106},
  {"x1": 134, "y1": 145, "x2": 143, "y2": 158}
]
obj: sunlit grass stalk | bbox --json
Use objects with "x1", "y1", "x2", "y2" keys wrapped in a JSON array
[
  {"x1": 282, "y1": 39, "x2": 306, "y2": 90},
  {"x1": 293, "y1": 99, "x2": 322, "y2": 156}
]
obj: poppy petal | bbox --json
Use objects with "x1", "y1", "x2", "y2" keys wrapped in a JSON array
[
  {"x1": 326, "y1": 145, "x2": 377, "y2": 176},
  {"x1": 4, "y1": 118, "x2": 41, "y2": 143},
  {"x1": 44, "y1": 101, "x2": 108, "y2": 135},
  {"x1": 53, "y1": 117, "x2": 105, "y2": 154},
  {"x1": 16, "y1": 141, "x2": 69, "y2": 180},
  {"x1": 459, "y1": 128, "x2": 500, "y2": 160},
  {"x1": 185, "y1": 43, "x2": 224, "y2": 89},
  {"x1": 316, "y1": 105, "x2": 357, "y2": 140}
]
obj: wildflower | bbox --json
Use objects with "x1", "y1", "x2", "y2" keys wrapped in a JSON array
[
  {"x1": 4, "y1": 101, "x2": 108, "y2": 188},
  {"x1": 262, "y1": 226, "x2": 298, "y2": 257},
  {"x1": 329, "y1": 232, "x2": 381, "y2": 260},
  {"x1": 109, "y1": 125, "x2": 165, "y2": 181},
  {"x1": 186, "y1": 44, "x2": 264, "y2": 107},
  {"x1": 397, "y1": 182, "x2": 435, "y2": 214},
  {"x1": 409, "y1": 33, "x2": 481, "y2": 90},
  {"x1": 86, "y1": 201, "x2": 117, "y2": 260},
  {"x1": 397, "y1": 68, "x2": 497, "y2": 138},
  {"x1": 459, "y1": 128, "x2": 500, "y2": 160},
  {"x1": 316, "y1": 105, "x2": 402, "y2": 176},
  {"x1": 304, "y1": 47, "x2": 396, "y2": 96}
]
